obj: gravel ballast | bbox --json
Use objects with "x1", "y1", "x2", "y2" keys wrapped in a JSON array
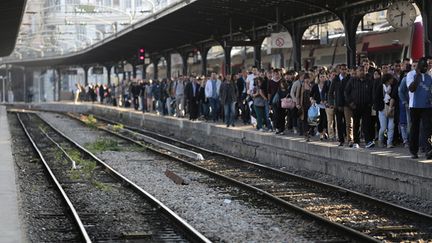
[
  {"x1": 23, "y1": 113, "x2": 189, "y2": 242},
  {"x1": 8, "y1": 113, "x2": 81, "y2": 242},
  {"x1": 39, "y1": 112, "x2": 350, "y2": 242}
]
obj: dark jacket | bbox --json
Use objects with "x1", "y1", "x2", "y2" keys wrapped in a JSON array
[
  {"x1": 373, "y1": 81, "x2": 398, "y2": 111},
  {"x1": 185, "y1": 82, "x2": 200, "y2": 101},
  {"x1": 310, "y1": 81, "x2": 330, "y2": 105},
  {"x1": 198, "y1": 86, "x2": 207, "y2": 104},
  {"x1": 236, "y1": 77, "x2": 246, "y2": 96},
  {"x1": 328, "y1": 75, "x2": 350, "y2": 108},
  {"x1": 344, "y1": 76, "x2": 374, "y2": 108},
  {"x1": 220, "y1": 81, "x2": 238, "y2": 106}
]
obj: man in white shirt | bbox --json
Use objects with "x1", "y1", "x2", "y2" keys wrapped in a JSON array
[
  {"x1": 205, "y1": 72, "x2": 222, "y2": 122},
  {"x1": 406, "y1": 57, "x2": 432, "y2": 159},
  {"x1": 246, "y1": 67, "x2": 258, "y2": 126}
]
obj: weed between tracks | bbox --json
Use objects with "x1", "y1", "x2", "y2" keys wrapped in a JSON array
[
  {"x1": 112, "y1": 124, "x2": 124, "y2": 132},
  {"x1": 66, "y1": 149, "x2": 111, "y2": 191},
  {"x1": 80, "y1": 114, "x2": 97, "y2": 129},
  {"x1": 86, "y1": 139, "x2": 121, "y2": 154}
]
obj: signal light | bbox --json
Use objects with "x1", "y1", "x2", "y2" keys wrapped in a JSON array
[{"x1": 138, "y1": 48, "x2": 145, "y2": 63}]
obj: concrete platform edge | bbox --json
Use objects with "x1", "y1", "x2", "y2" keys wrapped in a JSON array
[{"x1": 0, "y1": 105, "x2": 24, "y2": 243}]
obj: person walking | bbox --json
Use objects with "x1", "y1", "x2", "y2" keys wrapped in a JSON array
[{"x1": 220, "y1": 74, "x2": 238, "y2": 127}]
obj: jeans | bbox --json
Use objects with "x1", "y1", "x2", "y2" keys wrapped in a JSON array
[
  {"x1": 254, "y1": 105, "x2": 265, "y2": 129},
  {"x1": 264, "y1": 101, "x2": 273, "y2": 130},
  {"x1": 166, "y1": 97, "x2": 174, "y2": 116},
  {"x1": 224, "y1": 102, "x2": 236, "y2": 125},
  {"x1": 155, "y1": 100, "x2": 163, "y2": 114},
  {"x1": 400, "y1": 123, "x2": 409, "y2": 144},
  {"x1": 209, "y1": 98, "x2": 220, "y2": 121},
  {"x1": 175, "y1": 94, "x2": 185, "y2": 117},
  {"x1": 378, "y1": 110, "x2": 395, "y2": 145},
  {"x1": 200, "y1": 102, "x2": 209, "y2": 120}
]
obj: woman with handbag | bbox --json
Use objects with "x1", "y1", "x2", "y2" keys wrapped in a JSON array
[
  {"x1": 374, "y1": 73, "x2": 398, "y2": 148},
  {"x1": 273, "y1": 80, "x2": 290, "y2": 135}
]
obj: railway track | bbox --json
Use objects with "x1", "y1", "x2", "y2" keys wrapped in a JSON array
[
  {"x1": 75, "y1": 113, "x2": 432, "y2": 243},
  {"x1": 15, "y1": 111, "x2": 210, "y2": 243},
  {"x1": 8, "y1": 114, "x2": 85, "y2": 242}
]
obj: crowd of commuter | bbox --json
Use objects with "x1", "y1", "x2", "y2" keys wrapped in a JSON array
[{"x1": 73, "y1": 55, "x2": 432, "y2": 160}]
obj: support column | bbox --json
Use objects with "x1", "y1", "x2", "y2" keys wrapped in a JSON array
[
  {"x1": 419, "y1": 0, "x2": 432, "y2": 56},
  {"x1": 83, "y1": 66, "x2": 89, "y2": 86},
  {"x1": 181, "y1": 53, "x2": 188, "y2": 76},
  {"x1": 253, "y1": 45, "x2": 262, "y2": 70},
  {"x1": 200, "y1": 47, "x2": 210, "y2": 76},
  {"x1": 105, "y1": 65, "x2": 112, "y2": 86},
  {"x1": 132, "y1": 65, "x2": 137, "y2": 79},
  {"x1": 340, "y1": 12, "x2": 363, "y2": 68},
  {"x1": 165, "y1": 54, "x2": 172, "y2": 79},
  {"x1": 224, "y1": 46, "x2": 232, "y2": 75},
  {"x1": 56, "y1": 68, "x2": 61, "y2": 101},
  {"x1": 287, "y1": 23, "x2": 307, "y2": 71},
  {"x1": 23, "y1": 67, "x2": 26, "y2": 102},
  {"x1": 152, "y1": 58, "x2": 159, "y2": 80},
  {"x1": 142, "y1": 64, "x2": 148, "y2": 79}
]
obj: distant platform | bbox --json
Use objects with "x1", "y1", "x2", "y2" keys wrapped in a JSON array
[{"x1": 8, "y1": 102, "x2": 432, "y2": 201}]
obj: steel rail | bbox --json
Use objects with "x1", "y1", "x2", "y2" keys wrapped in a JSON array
[
  {"x1": 68, "y1": 113, "x2": 380, "y2": 242},
  {"x1": 90, "y1": 113, "x2": 432, "y2": 224},
  {"x1": 33, "y1": 113, "x2": 211, "y2": 243},
  {"x1": 16, "y1": 113, "x2": 92, "y2": 243}
]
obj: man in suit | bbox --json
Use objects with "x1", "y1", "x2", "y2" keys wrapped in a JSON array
[{"x1": 185, "y1": 76, "x2": 201, "y2": 120}]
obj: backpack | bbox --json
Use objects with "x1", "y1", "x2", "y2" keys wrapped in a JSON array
[{"x1": 307, "y1": 103, "x2": 320, "y2": 126}]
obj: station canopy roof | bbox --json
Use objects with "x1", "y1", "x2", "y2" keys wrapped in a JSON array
[
  {"x1": 0, "y1": 0, "x2": 27, "y2": 57},
  {"x1": 2, "y1": 0, "x2": 389, "y2": 66}
]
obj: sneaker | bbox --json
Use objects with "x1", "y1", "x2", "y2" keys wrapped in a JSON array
[
  {"x1": 411, "y1": 154, "x2": 419, "y2": 159},
  {"x1": 258, "y1": 128, "x2": 264, "y2": 132},
  {"x1": 226, "y1": 124, "x2": 230, "y2": 127},
  {"x1": 231, "y1": 123, "x2": 235, "y2": 127},
  {"x1": 338, "y1": 142, "x2": 344, "y2": 147},
  {"x1": 293, "y1": 128, "x2": 298, "y2": 134},
  {"x1": 352, "y1": 143, "x2": 360, "y2": 149},
  {"x1": 387, "y1": 144, "x2": 394, "y2": 149},
  {"x1": 348, "y1": 142, "x2": 354, "y2": 148},
  {"x1": 365, "y1": 141, "x2": 375, "y2": 148}
]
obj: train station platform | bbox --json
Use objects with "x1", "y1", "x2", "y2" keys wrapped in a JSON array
[
  {"x1": 0, "y1": 105, "x2": 23, "y2": 243},
  {"x1": 9, "y1": 102, "x2": 432, "y2": 201}
]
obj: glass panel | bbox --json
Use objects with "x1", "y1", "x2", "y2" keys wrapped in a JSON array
[{"x1": 3, "y1": 0, "x2": 183, "y2": 62}]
